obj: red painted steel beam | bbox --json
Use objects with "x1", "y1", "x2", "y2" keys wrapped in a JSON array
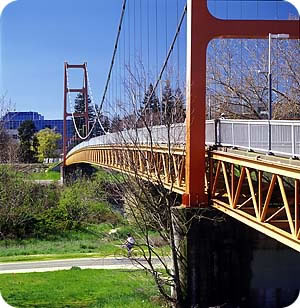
[
  {"x1": 83, "y1": 62, "x2": 89, "y2": 134},
  {"x1": 62, "y1": 62, "x2": 91, "y2": 167},
  {"x1": 63, "y1": 62, "x2": 68, "y2": 167},
  {"x1": 65, "y1": 112, "x2": 84, "y2": 117},
  {"x1": 67, "y1": 64, "x2": 85, "y2": 69},
  {"x1": 68, "y1": 88, "x2": 85, "y2": 93},
  {"x1": 183, "y1": 0, "x2": 299, "y2": 208}
]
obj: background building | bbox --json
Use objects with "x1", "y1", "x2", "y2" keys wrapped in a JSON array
[{"x1": 2, "y1": 111, "x2": 74, "y2": 149}]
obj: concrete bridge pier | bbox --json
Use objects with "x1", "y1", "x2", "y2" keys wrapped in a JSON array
[
  {"x1": 185, "y1": 209, "x2": 252, "y2": 308},
  {"x1": 61, "y1": 163, "x2": 96, "y2": 184},
  {"x1": 172, "y1": 207, "x2": 300, "y2": 308}
]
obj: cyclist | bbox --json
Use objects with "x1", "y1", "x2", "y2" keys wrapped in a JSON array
[{"x1": 125, "y1": 233, "x2": 135, "y2": 257}]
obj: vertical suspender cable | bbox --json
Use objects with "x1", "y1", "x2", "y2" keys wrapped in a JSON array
[
  {"x1": 139, "y1": 0, "x2": 142, "y2": 113},
  {"x1": 123, "y1": 6, "x2": 126, "y2": 117},
  {"x1": 117, "y1": 29, "x2": 120, "y2": 117},
  {"x1": 140, "y1": 0, "x2": 142, "y2": 66},
  {"x1": 98, "y1": 0, "x2": 127, "y2": 129},
  {"x1": 138, "y1": 4, "x2": 187, "y2": 120},
  {"x1": 133, "y1": 0, "x2": 137, "y2": 113},
  {"x1": 241, "y1": 0, "x2": 243, "y2": 114},
  {"x1": 276, "y1": 0, "x2": 279, "y2": 103},
  {"x1": 128, "y1": 0, "x2": 131, "y2": 114},
  {"x1": 165, "y1": 0, "x2": 168, "y2": 58},
  {"x1": 147, "y1": 0, "x2": 149, "y2": 86},
  {"x1": 134, "y1": 0, "x2": 136, "y2": 62},
  {"x1": 155, "y1": 0, "x2": 158, "y2": 78},
  {"x1": 176, "y1": 0, "x2": 180, "y2": 87},
  {"x1": 154, "y1": 0, "x2": 158, "y2": 126}
]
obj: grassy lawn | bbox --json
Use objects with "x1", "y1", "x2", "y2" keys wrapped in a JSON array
[
  {"x1": 0, "y1": 269, "x2": 165, "y2": 308},
  {"x1": 0, "y1": 225, "x2": 124, "y2": 262},
  {"x1": 0, "y1": 225, "x2": 169, "y2": 263},
  {"x1": 28, "y1": 170, "x2": 61, "y2": 181}
]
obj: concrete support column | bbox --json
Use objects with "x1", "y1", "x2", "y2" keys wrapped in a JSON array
[
  {"x1": 186, "y1": 210, "x2": 211, "y2": 308},
  {"x1": 171, "y1": 206, "x2": 256, "y2": 307},
  {"x1": 60, "y1": 165, "x2": 65, "y2": 184},
  {"x1": 171, "y1": 206, "x2": 214, "y2": 308}
]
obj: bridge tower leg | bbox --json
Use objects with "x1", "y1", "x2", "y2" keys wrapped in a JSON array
[
  {"x1": 62, "y1": 62, "x2": 90, "y2": 182},
  {"x1": 181, "y1": 0, "x2": 299, "y2": 306}
]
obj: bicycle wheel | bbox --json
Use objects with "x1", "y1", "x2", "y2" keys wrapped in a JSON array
[
  {"x1": 128, "y1": 248, "x2": 140, "y2": 259},
  {"x1": 113, "y1": 246, "x2": 128, "y2": 261}
]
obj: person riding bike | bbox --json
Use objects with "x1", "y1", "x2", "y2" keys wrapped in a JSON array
[{"x1": 125, "y1": 233, "x2": 135, "y2": 257}]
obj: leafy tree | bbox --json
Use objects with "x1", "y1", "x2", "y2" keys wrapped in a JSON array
[
  {"x1": 0, "y1": 129, "x2": 18, "y2": 163},
  {"x1": 0, "y1": 129, "x2": 10, "y2": 162},
  {"x1": 36, "y1": 128, "x2": 61, "y2": 162},
  {"x1": 110, "y1": 115, "x2": 122, "y2": 133},
  {"x1": 73, "y1": 94, "x2": 110, "y2": 138},
  {"x1": 94, "y1": 105, "x2": 110, "y2": 136},
  {"x1": 173, "y1": 87, "x2": 185, "y2": 123},
  {"x1": 18, "y1": 120, "x2": 38, "y2": 163},
  {"x1": 0, "y1": 96, "x2": 18, "y2": 163},
  {"x1": 138, "y1": 83, "x2": 161, "y2": 126},
  {"x1": 161, "y1": 80, "x2": 175, "y2": 123},
  {"x1": 74, "y1": 93, "x2": 95, "y2": 136},
  {"x1": 141, "y1": 84, "x2": 160, "y2": 113},
  {"x1": 99, "y1": 114, "x2": 110, "y2": 134}
]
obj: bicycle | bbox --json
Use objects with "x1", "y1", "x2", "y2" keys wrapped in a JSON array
[{"x1": 113, "y1": 244, "x2": 139, "y2": 260}]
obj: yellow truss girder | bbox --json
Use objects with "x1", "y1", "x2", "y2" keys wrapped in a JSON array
[
  {"x1": 66, "y1": 145, "x2": 186, "y2": 194},
  {"x1": 210, "y1": 151, "x2": 300, "y2": 252},
  {"x1": 66, "y1": 146, "x2": 300, "y2": 252}
]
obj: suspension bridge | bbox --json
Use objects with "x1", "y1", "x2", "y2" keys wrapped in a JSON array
[{"x1": 62, "y1": 0, "x2": 300, "y2": 254}]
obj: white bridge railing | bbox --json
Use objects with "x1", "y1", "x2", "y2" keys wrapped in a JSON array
[
  {"x1": 67, "y1": 119, "x2": 300, "y2": 159},
  {"x1": 216, "y1": 119, "x2": 300, "y2": 158}
]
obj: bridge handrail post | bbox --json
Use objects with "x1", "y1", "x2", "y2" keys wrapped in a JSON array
[
  {"x1": 292, "y1": 123, "x2": 295, "y2": 158},
  {"x1": 248, "y1": 122, "x2": 251, "y2": 150},
  {"x1": 214, "y1": 119, "x2": 220, "y2": 146},
  {"x1": 231, "y1": 122, "x2": 234, "y2": 146},
  {"x1": 268, "y1": 120, "x2": 272, "y2": 153}
]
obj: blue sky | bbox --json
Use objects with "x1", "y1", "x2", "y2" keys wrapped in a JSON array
[
  {"x1": 1, "y1": 0, "x2": 124, "y2": 119},
  {"x1": 0, "y1": 0, "x2": 298, "y2": 119}
]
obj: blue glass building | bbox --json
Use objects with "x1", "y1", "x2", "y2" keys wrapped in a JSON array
[{"x1": 2, "y1": 111, "x2": 74, "y2": 148}]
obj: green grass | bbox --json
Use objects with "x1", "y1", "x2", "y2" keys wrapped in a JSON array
[
  {"x1": 0, "y1": 269, "x2": 165, "y2": 308},
  {"x1": 28, "y1": 170, "x2": 61, "y2": 181},
  {"x1": 0, "y1": 225, "x2": 123, "y2": 262},
  {"x1": 0, "y1": 253, "x2": 102, "y2": 263},
  {"x1": 0, "y1": 224, "x2": 170, "y2": 263}
]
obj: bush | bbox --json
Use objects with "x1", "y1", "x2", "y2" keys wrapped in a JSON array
[
  {"x1": 0, "y1": 166, "x2": 61, "y2": 238},
  {"x1": 59, "y1": 179, "x2": 121, "y2": 229},
  {"x1": 0, "y1": 167, "x2": 121, "y2": 239}
]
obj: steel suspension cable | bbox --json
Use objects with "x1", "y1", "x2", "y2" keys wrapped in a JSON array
[
  {"x1": 86, "y1": 67, "x2": 109, "y2": 134},
  {"x1": 83, "y1": 0, "x2": 127, "y2": 135},
  {"x1": 138, "y1": 4, "x2": 187, "y2": 119},
  {"x1": 128, "y1": 0, "x2": 131, "y2": 114},
  {"x1": 147, "y1": 0, "x2": 150, "y2": 87},
  {"x1": 66, "y1": 67, "x2": 96, "y2": 140},
  {"x1": 177, "y1": 0, "x2": 180, "y2": 86},
  {"x1": 98, "y1": 0, "x2": 127, "y2": 113}
]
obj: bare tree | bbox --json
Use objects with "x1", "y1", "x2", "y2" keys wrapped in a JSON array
[
  {"x1": 0, "y1": 95, "x2": 18, "y2": 163},
  {"x1": 206, "y1": 38, "x2": 300, "y2": 119},
  {"x1": 95, "y1": 59, "x2": 222, "y2": 306}
]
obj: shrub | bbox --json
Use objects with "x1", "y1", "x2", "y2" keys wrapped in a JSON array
[
  {"x1": 0, "y1": 166, "x2": 61, "y2": 238},
  {"x1": 0, "y1": 166, "x2": 121, "y2": 239},
  {"x1": 59, "y1": 178, "x2": 121, "y2": 229}
]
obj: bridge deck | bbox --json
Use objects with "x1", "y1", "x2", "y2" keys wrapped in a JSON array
[{"x1": 66, "y1": 137, "x2": 300, "y2": 252}]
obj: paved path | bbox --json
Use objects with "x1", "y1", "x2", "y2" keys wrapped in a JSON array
[
  {"x1": 0, "y1": 257, "x2": 168, "y2": 274},
  {"x1": 34, "y1": 180, "x2": 62, "y2": 185}
]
